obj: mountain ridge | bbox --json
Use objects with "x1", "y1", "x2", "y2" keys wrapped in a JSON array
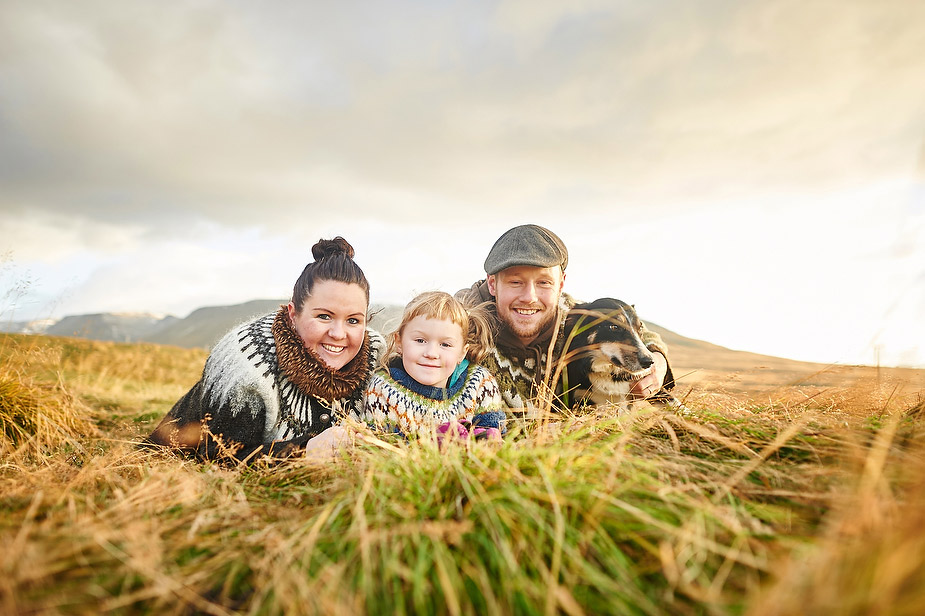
[
  {"x1": 5, "y1": 299, "x2": 922, "y2": 399},
  {"x1": 2, "y1": 299, "x2": 728, "y2": 355}
]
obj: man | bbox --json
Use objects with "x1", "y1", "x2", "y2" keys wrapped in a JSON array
[{"x1": 456, "y1": 224, "x2": 671, "y2": 412}]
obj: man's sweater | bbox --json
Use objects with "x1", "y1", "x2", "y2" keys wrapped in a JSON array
[{"x1": 456, "y1": 280, "x2": 670, "y2": 413}]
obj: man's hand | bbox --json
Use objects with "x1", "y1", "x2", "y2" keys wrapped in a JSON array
[{"x1": 629, "y1": 352, "x2": 667, "y2": 400}]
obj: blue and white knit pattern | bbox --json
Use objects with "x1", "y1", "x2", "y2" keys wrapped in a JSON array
[{"x1": 355, "y1": 362, "x2": 503, "y2": 436}]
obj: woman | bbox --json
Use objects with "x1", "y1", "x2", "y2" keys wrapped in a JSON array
[{"x1": 148, "y1": 237, "x2": 384, "y2": 462}]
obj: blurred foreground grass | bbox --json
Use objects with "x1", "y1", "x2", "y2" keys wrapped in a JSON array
[{"x1": 1, "y1": 332, "x2": 924, "y2": 615}]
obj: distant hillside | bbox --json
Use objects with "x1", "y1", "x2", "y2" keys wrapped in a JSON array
[
  {"x1": 145, "y1": 300, "x2": 406, "y2": 349},
  {"x1": 12, "y1": 300, "x2": 923, "y2": 400},
  {"x1": 0, "y1": 318, "x2": 56, "y2": 335},
  {"x1": 139, "y1": 299, "x2": 878, "y2": 398},
  {"x1": 1, "y1": 299, "x2": 815, "y2": 362},
  {"x1": 45, "y1": 313, "x2": 179, "y2": 343},
  {"x1": 644, "y1": 322, "x2": 925, "y2": 399},
  {"x1": 143, "y1": 300, "x2": 285, "y2": 348}
]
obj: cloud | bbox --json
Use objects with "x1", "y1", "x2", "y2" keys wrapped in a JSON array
[
  {"x1": 0, "y1": 210, "x2": 152, "y2": 264},
  {"x1": 3, "y1": 0, "x2": 924, "y2": 233}
]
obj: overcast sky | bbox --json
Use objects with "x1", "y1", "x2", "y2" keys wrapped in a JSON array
[{"x1": 1, "y1": 0, "x2": 923, "y2": 368}]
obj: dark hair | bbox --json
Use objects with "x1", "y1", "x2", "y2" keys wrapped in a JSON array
[{"x1": 291, "y1": 237, "x2": 370, "y2": 312}]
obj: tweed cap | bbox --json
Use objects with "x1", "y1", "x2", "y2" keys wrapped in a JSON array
[{"x1": 483, "y1": 224, "x2": 569, "y2": 275}]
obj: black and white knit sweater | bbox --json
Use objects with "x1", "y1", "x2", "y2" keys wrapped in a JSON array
[
  {"x1": 148, "y1": 306, "x2": 385, "y2": 461},
  {"x1": 354, "y1": 358, "x2": 503, "y2": 436}
]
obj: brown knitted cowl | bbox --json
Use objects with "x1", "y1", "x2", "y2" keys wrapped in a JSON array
[{"x1": 271, "y1": 306, "x2": 371, "y2": 402}]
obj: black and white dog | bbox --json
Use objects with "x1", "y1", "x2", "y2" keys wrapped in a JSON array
[{"x1": 556, "y1": 298, "x2": 679, "y2": 412}]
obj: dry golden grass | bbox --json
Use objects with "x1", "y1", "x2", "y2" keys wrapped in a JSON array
[
  {"x1": 0, "y1": 333, "x2": 206, "y2": 444},
  {"x1": 1, "y1": 332, "x2": 924, "y2": 615}
]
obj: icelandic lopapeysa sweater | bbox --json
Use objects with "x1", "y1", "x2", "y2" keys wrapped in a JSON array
[
  {"x1": 147, "y1": 306, "x2": 385, "y2": 461},
  {"x1": 355, "y1": 358, "x2": 504, "y2": 436}
]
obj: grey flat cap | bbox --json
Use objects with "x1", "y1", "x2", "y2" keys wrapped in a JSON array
[{"x1": 484, "y1": 224, "x2": 569, "y2": 275}]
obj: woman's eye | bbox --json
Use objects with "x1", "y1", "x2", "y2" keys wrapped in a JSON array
[
  {"x1": 348, "y1": 317, "x2": 361, "y2": 325},
  {"x1": 317, "y1": 314, "x2": 331, "y2": 321}
]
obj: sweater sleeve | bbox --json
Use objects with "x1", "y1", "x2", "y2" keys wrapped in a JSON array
[
  {"x1": 147, "y1": 379, "x2": 209, "y2": 451},
  {"x1": 147, "y1": 377, "x2": 277, "y2": 462},
  {"x1": 470, "y1": 369, "x2": 507, "y2": 432},
  {"x1": 471, "y1": 368, "x2": 504, "y2": 414},
  {"x1": 639, "y1": 322, "x2": 675, "y2": 391},
  {"x1": 199, "y1": 382, "x2": 271, "y2": 461}
]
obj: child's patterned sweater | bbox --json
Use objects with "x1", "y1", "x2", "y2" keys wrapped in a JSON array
[{"x1": 354, "y1": 358, "x2": 505, "y2": 436}]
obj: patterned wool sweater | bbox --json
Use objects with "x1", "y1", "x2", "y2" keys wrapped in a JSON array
[
  {"x1": 355, "y1": 358, "x2": 504, "y2": 436},
  {"x1": 148, "y1": 307, "x2": 385, "y2": 461},
  {"x1": 457, "y1": 280, "x2": 670, "y2": 414}
]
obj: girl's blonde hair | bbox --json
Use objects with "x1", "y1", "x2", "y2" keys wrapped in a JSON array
[{"x1": 382, "y1": 291, "x2": 495, "y2": 368}]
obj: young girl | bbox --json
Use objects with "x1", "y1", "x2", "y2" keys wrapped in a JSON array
[{"x1": 354, "y1": 291, "x2": 505, "y2": 439}]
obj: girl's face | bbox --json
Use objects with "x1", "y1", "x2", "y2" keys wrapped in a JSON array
[
  {"x1": 397, "y1": 315, "x2": 468, "y2": 388},
  {"x1": 288, "y1": 279, "x2": 368, "y2": 370}
]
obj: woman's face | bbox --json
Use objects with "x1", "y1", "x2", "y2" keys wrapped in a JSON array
[{"x1": 288, "y1": 279, "x2": 368, "y2": 370}]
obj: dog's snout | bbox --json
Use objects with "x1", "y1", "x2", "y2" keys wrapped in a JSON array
[{"x1": 637, "y1": 353, "x2": 654, "y2": 370}]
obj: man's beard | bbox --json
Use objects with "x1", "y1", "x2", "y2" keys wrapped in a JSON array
[{"x1": 501, "y1": 307, "x2": 558, "y2": 344}]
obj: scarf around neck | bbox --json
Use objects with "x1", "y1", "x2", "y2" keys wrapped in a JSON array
[
  {"x1": 387, "y1": 357, "x2": 469, "y2": 401},
  {"x1": 271, "y1": 306, "x2": 371, "y2": 402}
]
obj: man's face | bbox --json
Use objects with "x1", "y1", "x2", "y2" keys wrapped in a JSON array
[{"x1": 487, "y1": 265, "x2": 565, "y2": 346}]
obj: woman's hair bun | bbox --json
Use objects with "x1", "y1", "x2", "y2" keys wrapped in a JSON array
[
  {"x1": 291, "y1": 235, "x2": 368, "y2": 312},
  {"x1": 311, "y1": 236, "x2": 355, "y2": 261}
]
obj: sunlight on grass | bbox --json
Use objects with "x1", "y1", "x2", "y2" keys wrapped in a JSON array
[{"x1": 1, "y1": 333, "x2": 924, "y2": 614}]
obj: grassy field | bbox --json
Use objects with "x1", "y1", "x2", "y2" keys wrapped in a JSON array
[{"x1": 2, "y1": 332, "x2": 924, "y2": 615}]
